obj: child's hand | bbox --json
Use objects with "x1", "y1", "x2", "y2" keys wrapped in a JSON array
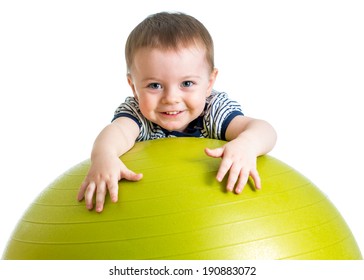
[
  {"x1": 77, "y1": 154, "x2": 143, "y2": 212},
  {"x1": 205, "y1": 139, "x2": 261, "y2": 194}
]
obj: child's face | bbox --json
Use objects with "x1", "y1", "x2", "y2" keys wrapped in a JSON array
[{"x1": 127, "y1": 45, "x2": 218, "y2": 132}]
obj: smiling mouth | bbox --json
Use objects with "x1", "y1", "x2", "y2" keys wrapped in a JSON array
[{"x1": 163, "y1": 111, "x2": 181, "y2": 115}]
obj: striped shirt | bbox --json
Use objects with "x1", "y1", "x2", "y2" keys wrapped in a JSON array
[{"x1": 113, "y1": 90, "x2": 244, "y2": 141}]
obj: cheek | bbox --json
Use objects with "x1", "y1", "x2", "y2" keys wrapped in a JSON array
[
  {"x1": 187, "y1": 93, "x2": 206, "y2": 111},
  {"x1": 138, "y1": 95, "x2": 156, "y2": 114},
  {"x1": 138, "y1": 100, "x2": 149, "y2": 114}
]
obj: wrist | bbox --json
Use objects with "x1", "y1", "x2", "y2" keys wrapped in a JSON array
[
  {"x1": 91, "y1": 149, "x2": 119, "y2": 162},
  {"x1": 234, "y1": 132, "x2": 260, "y2": 156}
]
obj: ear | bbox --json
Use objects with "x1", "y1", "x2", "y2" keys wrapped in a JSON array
[
  {"x1": 206, "y1": 68, "x2": 218, "y2": 96},
  {"x1": 127, "y1": 74, "x2": 138, "y2": 100}
]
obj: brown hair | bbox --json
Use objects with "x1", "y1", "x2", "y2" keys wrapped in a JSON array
[{"x1": 125, "y1": 12, "x2": 214, "y2": 73}]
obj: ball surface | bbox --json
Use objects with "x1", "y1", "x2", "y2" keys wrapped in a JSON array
[{"x1": 2, "y1": 138, "x2": 362, "y2": 259}]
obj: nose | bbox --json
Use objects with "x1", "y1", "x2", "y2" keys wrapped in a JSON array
[{"x1": 161, "y1": 87, "x2": 181, "y2": 104}]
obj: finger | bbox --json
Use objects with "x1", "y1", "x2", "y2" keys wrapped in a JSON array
[
  {"x1": 226, "y1": 162, "x2": 249, "y2": 193},
  {"x1": 95, "y1": 181, "x2": 107, "y2": 213},
  {"x1": 84, "y1": 182, "x2": 96, "y2": 210},
  {"x1": 77, "y1": 180, "x2": 88, "y2": 201},
  {"x1": 250, "y1": 169, "x2": 262, "y2": 190},
  {"x1": 216, "y1": 157, "x2": 233, "y2": 183},
  {"x1": 121, "y1": 169, "x2": 143, "y2": 181},
  {"x1": 108, "y1": 178, "x2": 119, "y2": 203},
  {"x1": 204, "y1": 147, "x2": 224, "y2": 158},
  {"x1": 226, "y1": 169, "x2": 239, "y2": 192},
  {"x1": 234, "y1": 170, "x2": 250, "y2": 194}
]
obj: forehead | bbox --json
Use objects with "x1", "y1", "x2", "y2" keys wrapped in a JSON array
[{"x1": 131, "y1": 45, "x2": 209, "y2": 74}]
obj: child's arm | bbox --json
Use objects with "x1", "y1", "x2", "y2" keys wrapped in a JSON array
[
  {"x1": 77, "y1": 117, "x2": 142, "y2": 212},
  {"x1": 205, "y1": 116, "x2": 277, "y2": 193}
]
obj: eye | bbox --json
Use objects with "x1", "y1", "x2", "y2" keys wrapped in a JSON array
[
  {"x1": 148, "y1": 83, "x2": 162, "y2": 90},
  {"x1": 181, "y1": 81, "x2": 194, "y2": 88}
]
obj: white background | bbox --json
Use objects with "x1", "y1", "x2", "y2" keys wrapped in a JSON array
[{"x1": 1, "y1": 0, "x2": 363, "y2": 267}]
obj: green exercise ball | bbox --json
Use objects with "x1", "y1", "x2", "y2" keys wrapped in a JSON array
[{"x1": 2, "y1": 138, "x2": 362, "y2": 259}]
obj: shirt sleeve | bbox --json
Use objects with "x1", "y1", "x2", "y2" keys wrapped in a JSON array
[
  {"x1": 203, "y1": 91, "x2": 244, "y2": 140},
  {"x1": 112, "y1": 97, "x2": 150, "y2": 141}
]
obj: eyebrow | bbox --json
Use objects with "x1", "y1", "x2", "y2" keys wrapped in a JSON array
[
  {"x1": 141, "y1": 75, "x2": 202, "y2": 82},
  {"x1": 181, "y1": 75, "x2": 202, "y2": 80}
]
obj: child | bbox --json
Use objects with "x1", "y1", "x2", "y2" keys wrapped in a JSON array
[{"x1": 77, "y1": 12, "x2": 277, "y2": 212}]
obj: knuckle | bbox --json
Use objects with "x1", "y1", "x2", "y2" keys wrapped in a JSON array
[
  {"x1": 96, "y1": 190, "x2": 105, "y2": 197},
  {"x1": 85, "y1": 185, "x2": 94, "y2": 195},
  {"x1": 240, "y1": 170, "x2": 250, "y2": 179},
  {"x1": 96, "y1": 186, "x2": 106, "y2": 195},
  {"x1": 96, "y1": 195, "x2": 104, "y2": 203}
]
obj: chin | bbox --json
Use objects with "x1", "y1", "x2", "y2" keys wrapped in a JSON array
[
  {"x1": 163, "y1": 127, "x2": 184, "y2": 132},
  {"x1": 161, "y1": 124, "x2": 187, "y2": 133}
]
